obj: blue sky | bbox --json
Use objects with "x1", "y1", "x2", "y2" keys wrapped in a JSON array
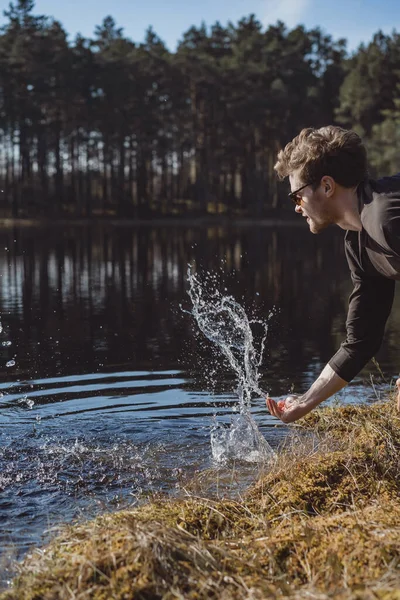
[{"x1": 1, "y1": 0, "x2": 399, "y2": 52}]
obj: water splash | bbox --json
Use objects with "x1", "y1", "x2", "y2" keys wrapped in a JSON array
[
  {"x1": 17, "y1": 396, "x2": 35, "y2": 409},
  {"x1": 186, "y1": 267, "x2": 275, "y2": 463}
]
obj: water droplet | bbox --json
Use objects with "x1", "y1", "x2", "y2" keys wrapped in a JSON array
[
  {"x1": 2, "y1": 341, "x2": 12, "y2": 347},
  {"x1": 18, "y1": 395, "x2": 34, "y2": 408},
  {"x1": 6, "y1": 360, "x2": 15, "y2": 368}
]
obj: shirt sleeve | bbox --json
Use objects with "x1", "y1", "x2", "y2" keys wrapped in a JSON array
[
  {"x1": 328, "y1": 258, "x2": 395, "y2": 383},
  {"x1": 382, "y1": 208, "x2": 400, "y2": 257}
]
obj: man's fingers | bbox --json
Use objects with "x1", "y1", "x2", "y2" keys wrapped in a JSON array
[
  {"x1": 266, "y1": 397, "x2": 278, "y2": 415},
  {"x1": 266, "y1": 397, "x2": 283, "y2": 419}
]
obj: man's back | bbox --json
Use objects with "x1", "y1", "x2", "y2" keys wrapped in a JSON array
[{"x1": 349, "y1": 174, "x2": 400, "y2": 280}]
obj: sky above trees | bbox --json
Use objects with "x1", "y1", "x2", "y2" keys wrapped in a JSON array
[{"x1": 1, "y1": 0, "x2": 399, "y2": 52}]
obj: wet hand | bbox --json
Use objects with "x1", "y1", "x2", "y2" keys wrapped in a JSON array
[{"x1": 266, "y1": 395, "x2": 308, "y2": 424}]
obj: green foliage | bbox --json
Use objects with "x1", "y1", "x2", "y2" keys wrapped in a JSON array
[
  {"x1": 0, "y1": 2, "x2": 398, "y2": 217},
  {"x1": 367, "y1": 81, "x2": 400, "y2": 176}
]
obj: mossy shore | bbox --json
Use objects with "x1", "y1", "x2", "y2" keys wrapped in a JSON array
[{"x1": 2, "y1": 399, "x2": 400, "y2": 600}]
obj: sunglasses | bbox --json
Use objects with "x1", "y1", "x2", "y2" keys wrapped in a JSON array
[{"x1": 288, "y1": 182, "x2": 314, "y2": 205}]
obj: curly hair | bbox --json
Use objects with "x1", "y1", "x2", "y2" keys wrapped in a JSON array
[{"x1": 274, "y1": 126, "x2": 368, "y2": 189}]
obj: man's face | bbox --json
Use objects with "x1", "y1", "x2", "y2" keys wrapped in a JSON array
[{"x1": 289, "y1": 172, "x2": 334, "y2": 234}]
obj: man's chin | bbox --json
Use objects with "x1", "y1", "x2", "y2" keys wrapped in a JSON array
[{"x1": 308, "y1": 219, "x2": 328, "y2": 234}]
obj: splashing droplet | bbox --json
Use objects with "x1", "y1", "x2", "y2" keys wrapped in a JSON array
[
  {"x1": 18, "y1": 396, "x2": 35, "y2": 409},
  {"x1": 186, "y1": 267, "x2": 275, "y2": 463}
]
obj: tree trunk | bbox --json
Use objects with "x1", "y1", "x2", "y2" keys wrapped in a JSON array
[
  {"x1": 54, "y1": 120, "x2": 63, "y2": 214},
  {"x1": 86, "y1": 143, "x2": 92, "y2": 217},
  {"x1": 37, "y1": 128, "x2": 48, "y2": 209},
  {"x1": 117, "y1": 132, "x2": 126, "y2": 216}
]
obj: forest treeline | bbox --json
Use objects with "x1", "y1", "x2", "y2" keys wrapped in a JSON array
[{"x1": 0, "y1": 0, "x2": 400, "y2": 218}]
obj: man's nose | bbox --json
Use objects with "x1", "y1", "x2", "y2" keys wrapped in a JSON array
[{"x1": 295, "y1": 204, "x2": 302, "y2": 213}]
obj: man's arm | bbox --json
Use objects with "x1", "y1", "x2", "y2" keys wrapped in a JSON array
[
  {"x1": 266, "y1": 364, "x2": 347, "y2": 423},
  {"x1": 328, "y1": 271, "x2": 395, "y2": 381},
  {"x1": 267, "y1": 269, "x2": 395, "y2": 423}
]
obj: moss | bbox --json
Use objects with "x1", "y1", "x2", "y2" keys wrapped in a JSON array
[{"x1": 2, "y1": 398, "x2": 400, "y2": 599}]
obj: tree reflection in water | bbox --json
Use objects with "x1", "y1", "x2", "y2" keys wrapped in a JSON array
[{"x1": 0, "y1": 223, "x2": 397, "y2": 395}]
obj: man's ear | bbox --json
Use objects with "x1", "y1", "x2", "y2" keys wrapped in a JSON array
[{"x1": 321, "y1": 176, "x2": 335, "y2": 197}]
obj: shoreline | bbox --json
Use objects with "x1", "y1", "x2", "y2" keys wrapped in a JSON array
[
  {"x1": 2, "y1": 398, "x2": 400, "y2": 599},
  {"x1": 0, "y1": 216, "x2": 304, "y2": 228}
]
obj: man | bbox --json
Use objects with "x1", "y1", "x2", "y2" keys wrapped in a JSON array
[{"x1": 266, "y1": 125, "x2": 400, "y2": 423}]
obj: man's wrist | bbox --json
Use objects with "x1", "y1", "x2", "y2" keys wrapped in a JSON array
[{"x1": 301, "y1": 388, "x2": 324, "y2": 409}]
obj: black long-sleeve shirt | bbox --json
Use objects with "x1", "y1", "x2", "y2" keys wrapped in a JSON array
[{"x1": 329, "y1": 174, "x2": 400, "y2": 382}]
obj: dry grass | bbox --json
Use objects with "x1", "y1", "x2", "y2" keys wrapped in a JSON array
[{"x1": 2, "y1": 396, "x2": 400, "y2": 599}]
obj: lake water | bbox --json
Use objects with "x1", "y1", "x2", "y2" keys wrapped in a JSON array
[{"x1": 0, "y1": 222, "x2": 398, "y2": 585}]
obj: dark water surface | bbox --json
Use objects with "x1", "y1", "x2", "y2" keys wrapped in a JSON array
[{"x1": 0, "y1": 222, "x2": 398, "y2": 584}]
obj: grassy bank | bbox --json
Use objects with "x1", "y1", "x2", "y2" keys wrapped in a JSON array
[{"x1": 2, "y1": 398, "x2": 400, "y2": 599}]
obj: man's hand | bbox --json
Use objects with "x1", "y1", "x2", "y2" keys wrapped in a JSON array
[
  {"x1": 266, "y1": 364, "x2": 348, "y2": 423},
  {"x1": 266, "y1": 395, "x2": 314, "y2": 423}
]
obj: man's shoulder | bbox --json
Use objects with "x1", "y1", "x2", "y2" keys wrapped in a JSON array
[
  {"x1": 361, "y1": 175, "x2": 400, "y2": 258},
  {"x1": 362, "y1": 175, "x2": 400, "y2": 220},
  {"x1": 370, "y1": 173, "x2": 400, "y2": 198}
]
